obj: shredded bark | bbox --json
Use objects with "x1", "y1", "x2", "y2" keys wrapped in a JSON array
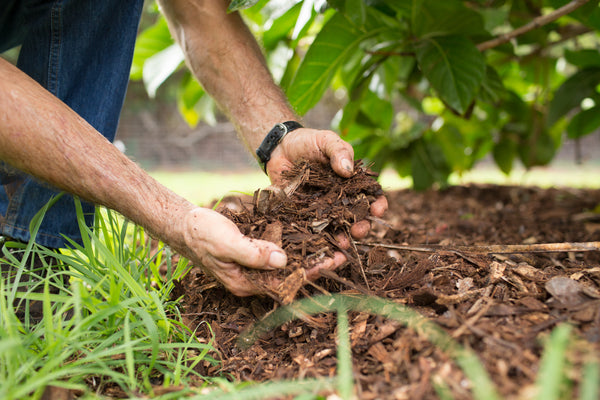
[
  {"x1": 219, "y1": 160, "x2": 384, "y2": 302},
  {"x1": 174, "y1": 166, "x2": 600, "y2": 400}
]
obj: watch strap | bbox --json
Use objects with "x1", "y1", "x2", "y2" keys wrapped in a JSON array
[{"x1": 256, "y1": 121, "x2": 303, "y2": 173}]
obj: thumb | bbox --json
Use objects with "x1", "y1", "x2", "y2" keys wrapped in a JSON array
[
  {"x1": 225, "y1": 234, "x2": 288, "y2": 270},
  {"x1": 319, "y1": 132, "x2": 354, "y2": 178}
]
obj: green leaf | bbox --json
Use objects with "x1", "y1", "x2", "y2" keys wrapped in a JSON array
[
  {"x1": 131, "y1": 17, "x2": 174, "y2": 81},
  {"x1": 567, "y1": 106, "x2": 600, "y2": 139},
  {"x1": 413, "y1": 0, "x2": 487, "y2": 38},
  {"x1": 377, "y1": 0, "x2": 417, "y2": 18},
  {"x1": 359, "y1": 91, "x2": 394, "y2": 130},
  {"x1": 518, "y1": 130, "x2": 557, "y2": 168},
  {"x1": 348, "y1": 0, "x2": 367, "y2": 27},
  {"x1": 411, "y1": 138, "x2": 451, "y2": 190},
  {"x1": 547, "y1": 0, "x2": 600, "y2": 29},
  {"x1": 434, "y1": 125, "x2": 470, "y2": 171},
  {"x1": 262, "y1": 3, "x2": 302, "y2": 50},
  {"x1": 565, "y1": 49, "x2": 600, "y2": 69},
  {"x1": 548, "y1": 67, "x2": 600, "y2": 126},
  {"x1": 415, "y1": 35, "x2": 486, "y2": 115},
  {"x1": 493, "y1": 137, "x2": 517, "y2": 175},
  {"x1": 176, "y1": 73, "x2": 206, "y2": 127},
  {"x1": 142, "y1": 43, "x2": 185, "y2": 98},
  {"x1": 286, "y1": 13, "x2": 386, "y2": 115},
  {"x1": 478, "y1": 66, "x2": 505, "y2": 104},
  {"x1": 227, "y1": 0, "x2": 261, "y2": 13}
]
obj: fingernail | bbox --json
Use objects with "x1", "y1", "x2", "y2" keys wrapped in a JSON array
[
  {"x1": 268, "y1": 251, "x2": 287, "y2": 269},
  {"x1": 341, "y1": 158, "x2": 353, "y2": 173}
]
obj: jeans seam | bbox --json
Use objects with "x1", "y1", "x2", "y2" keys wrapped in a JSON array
[{"x1": 48, "y1": 0, "x2": 63, "y2": 95}]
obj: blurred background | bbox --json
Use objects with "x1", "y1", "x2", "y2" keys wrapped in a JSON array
[{"x1": 2, "y1": 0, "x2": 600, "y2": 205}]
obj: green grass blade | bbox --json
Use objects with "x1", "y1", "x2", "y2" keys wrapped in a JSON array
[
  {"x1": 580, "y1": 359, "x2": 600, "y2": 400},
  {"x1": 535, "y1": 324, "x2": 573, "y2": 400},
  {"x1": 336, "y1": 304, "x2": 354, "y2": 400},
  {"x1": 195, "y1": 377, "x2": 337, "y2": 400}
]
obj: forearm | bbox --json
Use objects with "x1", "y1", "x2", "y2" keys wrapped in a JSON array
[
  {"x1": 0, "y1": 59, "x2": 194, "y2": 251},
  {"x1": 158, "y1": 0, "x2": 298, "y2": 153}
]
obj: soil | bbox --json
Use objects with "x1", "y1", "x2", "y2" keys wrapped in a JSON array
[{"x1": 174, "y1": 161, "x2": 600, "y2": 399}]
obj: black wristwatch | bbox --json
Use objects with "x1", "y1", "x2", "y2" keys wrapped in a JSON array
[{"x1": 256, "y1": 121, "x2": 303, "y2": 173}]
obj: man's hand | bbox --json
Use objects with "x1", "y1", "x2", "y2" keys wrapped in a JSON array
[
  {"x1": 181, "y1": 207, "x2": 286, "y2": 296},
  {"x1": 266, "y1": 127, "x2": 388, "y2": 248},
  {"x1": 181, "y1": 206, "x2": 348, "y2": 296},
  {"x1": 266, "y1": 128, "x2": 355, "y2": 184},
  {"x1": 158, "y1": 1, "x2": 387, "y2": 294}
]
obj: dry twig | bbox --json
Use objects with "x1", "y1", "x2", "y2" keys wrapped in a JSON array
[{"x1": 358, "y1": 241, "x2": 600, "y2": 255}]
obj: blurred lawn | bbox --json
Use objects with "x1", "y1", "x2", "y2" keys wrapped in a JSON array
[{"x1": 150, "y1": 163, "x2": 600, "y2": 206}]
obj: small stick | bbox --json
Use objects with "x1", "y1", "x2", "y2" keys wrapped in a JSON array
[
  {"x1": 357, "y1": 241, "x2": 600, "y2": 255},
  {"x1": 319, "y1": 269, "x2": 373, "y2": 296},
  {"x1": 346, "y1": 226, "x2": 371, "y2": 291}
]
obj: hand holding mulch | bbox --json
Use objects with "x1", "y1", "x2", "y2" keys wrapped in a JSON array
[{"x1": 219, "y1": 160, "x2": 385, "y2": 303}]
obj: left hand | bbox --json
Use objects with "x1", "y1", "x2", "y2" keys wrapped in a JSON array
[{"x1": 266, "y1": 127, "x2": 388, "y2": 250}]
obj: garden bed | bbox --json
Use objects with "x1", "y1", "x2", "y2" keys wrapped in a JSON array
[{"x1": 175, "y1": 162, "x2": 600, "y2": 399}]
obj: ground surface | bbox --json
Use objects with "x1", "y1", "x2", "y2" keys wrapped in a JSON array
[{"x1": 175, "y1": 163, "x2": 600, "y2": 399}]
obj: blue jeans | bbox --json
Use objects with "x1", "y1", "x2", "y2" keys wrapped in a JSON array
[{"x1": 0, "y1": 0, "x2": 144, "y2": 248}]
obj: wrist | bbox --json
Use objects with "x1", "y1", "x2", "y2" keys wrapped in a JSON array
[{"x1": 255, "y1": 121, "x2": 303, "y2": 174}]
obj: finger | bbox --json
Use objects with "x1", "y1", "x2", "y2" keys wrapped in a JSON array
[
  {"x1": 199, "y1": 259, "x2": 263, "y2": 297},
  {"x1": 350, "y1": 219, "x2": 371, "y2": 239},
  {"x1": 335, "y1": 232, "x2": 351, "y2": 250},
  {"x1": 370, "y1": 196, "x2": 388, "y2": 217},
  {"x1": 225, "y1": 236, "x2": 288, "y2": 271},
  {"x1": 186, "y1": 208, "x2": 287, "y2": 271},
  {"x1": 318, "y1": 132, "x2": 355, "y2": 178},
  {"x1": 305, "y1": 251, "x2": 347, "y2": 281}
]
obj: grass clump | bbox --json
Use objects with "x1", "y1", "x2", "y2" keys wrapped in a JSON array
[{"x1": 0, "y1": 198, "x2": 215, "y2": 399}]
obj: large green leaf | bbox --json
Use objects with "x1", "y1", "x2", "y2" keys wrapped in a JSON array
[
  {"x1": 410, "y1": 138, "x2": 451, "y2": 190},
  {"x1": 262, "y1": 3, "x2": 302, "y2": 50},
  {"x1": 327, "y1": 0, "x2": 367, "y2": 27},
  {"x1": 565, "y1": 49, "x2": 600, "y2": 69},
  {"x1": 412, "y1": 0, "x2": 487, "y2": 38},
  {"x1": 142, "y1": 43, "x2": 185, "y2": 98},
  {"x1": 493, "y1": 137, "x2": 517, "y2": 175},
  {"x1": 548, "y1": 67, "x2": 600, "y2": 126},
  {"x1": 130, "y1": 17, "x2": 174, "y2": 81},
  {"x1": 567, "y1": 106, "x2": 600, "y2": 139},
  {"x1": 415, "y1": 35, "x2": 485, "y2": 115},
  {"x1": 518, "y1": 130, "x2": 557, "y2": 168},
  {"x1": 286, "y1": 12, "x2": 386, "y2": 115},
  {"x1": 478, "y1": 66, "x2": 505, "y2": 104},
  {"x1": 547, "y1": 0, "x2": 600, "y2": 29}
]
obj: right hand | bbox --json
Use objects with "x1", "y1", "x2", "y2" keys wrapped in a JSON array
[
  {"x1": 180, "y1": 207, "x2": 347, "y2": 296},
  {"x1": 181, "y1": 207, "x2": 286, "y2": 296}
]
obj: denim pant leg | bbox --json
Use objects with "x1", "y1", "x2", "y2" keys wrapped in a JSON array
[{"x1": 0, "y1": 0, "x2": 144, "y2": 248}]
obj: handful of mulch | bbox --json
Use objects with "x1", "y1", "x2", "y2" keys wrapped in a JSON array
[{"x1": 219, "y1": 160, "x2": 384, "y2": 303}]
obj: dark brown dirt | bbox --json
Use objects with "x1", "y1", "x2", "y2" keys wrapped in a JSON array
[{"x1": 175, "y1": 162, "x2": 600, "y2": 399}]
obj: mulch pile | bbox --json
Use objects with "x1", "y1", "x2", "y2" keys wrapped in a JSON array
[
  {"x1": 218, "y1": 160, "x2": 383, "y2": 303},
  {"x1": 175, "y1": 161, "x2": 600, "y2": 399}
]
